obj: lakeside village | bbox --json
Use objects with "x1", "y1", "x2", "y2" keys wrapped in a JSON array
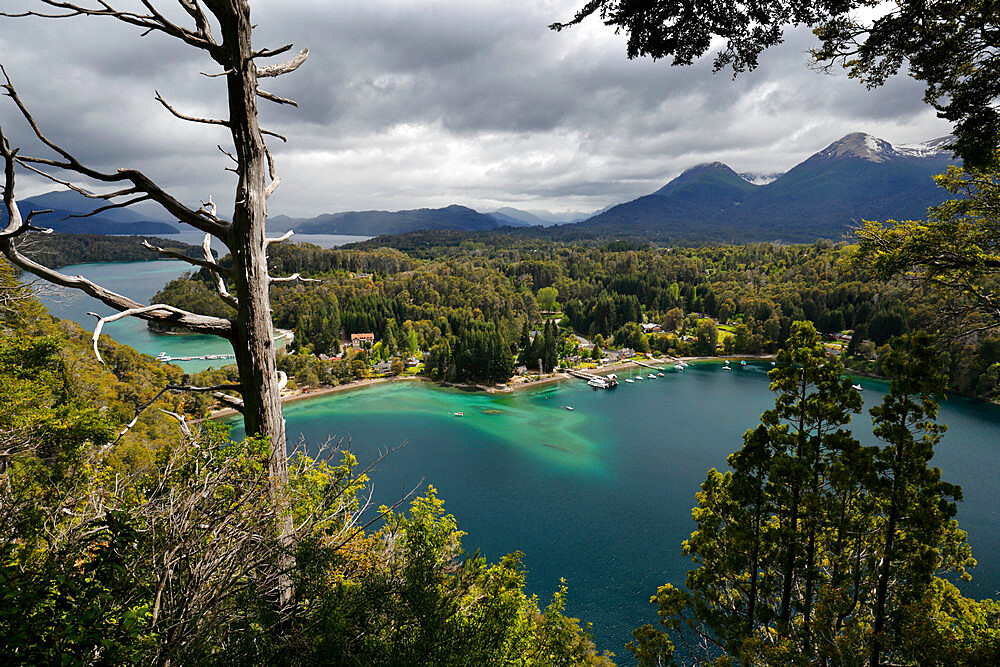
[{"x1": 173, "y1": 310, "x2": 858, "y2": 407}]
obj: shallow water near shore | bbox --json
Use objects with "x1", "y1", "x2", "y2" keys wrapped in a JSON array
[{"x1": 227, "y1": 364, "x2": 1000, "y2": 659}]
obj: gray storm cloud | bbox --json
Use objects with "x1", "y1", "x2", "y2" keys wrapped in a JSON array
[{"x1": 0, "y1": 0, "x2": 952, "y2": 219}]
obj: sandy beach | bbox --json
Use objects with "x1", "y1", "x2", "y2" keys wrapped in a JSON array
[{"x1": 207, "y1": 354, "x2": 777, "y2": 420}]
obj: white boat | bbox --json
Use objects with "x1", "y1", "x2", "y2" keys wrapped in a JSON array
[
  {"x1": 588, "y1": 377, "x2": 609, "y2": 389},
  {"x1": 852, "y1": 383, "x2": 863, "y2": 391},
  {"x1": 723, "y1": 364, "x2": 731, "y2": 371},
  {"x1": 625, "y1": 378, "x2": 635, "y2": 383},
  {"x1": 635, "y1": 375, "x2": 644, "y2": 380},
  {"x1": 648, "y1": 373, "x2": 656, "y2": 378},
  {"x1": 565, "y1": 406, "x2": 574, "y2": 411}
]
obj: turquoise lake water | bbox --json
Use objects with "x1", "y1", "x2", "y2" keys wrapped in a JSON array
[
  {"x1": 32, "y1": 260, "x2": 1000, "y2": 659},
  {"x1": 229, "y1": 369, "x2": 1000, "y2": 659}
]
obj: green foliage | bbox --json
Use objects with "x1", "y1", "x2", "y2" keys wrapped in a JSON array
[
  {"x1": 634, "y1": 324, "x2": 995, "y2": 663},
  {"x1": 19, "y1": 233, "x2": 204, "y2": 268}
]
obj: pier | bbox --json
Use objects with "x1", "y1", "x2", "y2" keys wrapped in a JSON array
[
  {"x1": 568, "y1": 369, "x2": 618, "y2": 387},
  {"x1": 156, "y1": 352, "x2": 236, "y2": 363}
]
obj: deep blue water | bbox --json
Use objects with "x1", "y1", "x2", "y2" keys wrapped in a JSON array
[{"x1": 230, "y1": 366, "x2": 1000, "y2": 660}]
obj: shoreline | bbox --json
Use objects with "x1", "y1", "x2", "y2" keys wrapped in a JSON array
[{"x1": 207, "y1": 354, "x2": 777, "y2": 421}]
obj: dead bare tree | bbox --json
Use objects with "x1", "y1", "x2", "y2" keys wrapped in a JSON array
[{"x1": 0, "y1": 1, "x2": 309, "y2": 605}]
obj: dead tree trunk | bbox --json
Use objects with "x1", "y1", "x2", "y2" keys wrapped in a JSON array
[{"x1": 0, "y1": 0, "x2": 311, "y2": 607}]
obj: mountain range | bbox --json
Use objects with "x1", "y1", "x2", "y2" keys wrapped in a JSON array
[
  {"x1": 15, "y1": 189, "x2": 179, "y2": 235},
  {"x1": 13, "y1": 132, "x2": 958, "y2": 244},
  {"x1": 553, "y1": 132, "x2": 957, "y2": 243}
]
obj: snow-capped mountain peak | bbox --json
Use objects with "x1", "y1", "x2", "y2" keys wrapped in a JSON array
[
  {"x1": 895, "y1": 135, "x2": 955, "y2": 158},
  {"x1": 816, "y1": 132, "x2": 897, "y2": 163},
  {"x1": 739, "y1": 172, "x2": 783, "y2": 186}
]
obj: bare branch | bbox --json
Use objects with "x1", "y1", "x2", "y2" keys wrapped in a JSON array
[
  {"x1": 155, "y1": 90, "x2": 229, "y2": 128},
  {"x1": 217, "y1": 144, "x2": 238, "y2": 164},
  {"x1": 1, "y1": 68, "x2": 230, "y2": 236},
  {"x1": 89, "y1": 304, "x2": 225, "y2": 363},
  {"x1": 256, "y1": 48, "x2": 309, "y2": 78},
  {"x1": 0, "y1": 3, "x2": 219, "y2": 66},
  {"x1": 264, "y1": 230, "x2": 293, "y2": 247},
  {"x1": 201, "y1": 233, "x2": 239, "y2": 309},
  {"x1": 261, "y1": 129, "x2": 287, "y2": 142},
  {"x1": 140, "y1": 239, "x2": 230, "y2": 274},
  {"x1": 212, "y1": 391, "x2": 244, "y2": 412},
  {"x1": 62, "y1": 194, "x2": 153, "y2": 220},
  {"x1": 252, "y1": 44, "x2": 293, "y2": 59},
  {"x1": 160, "y1": 408, "x2": 192, "y2": 438},
  {"x1": 270, "y1": 273, "x2": 321, "y2": 284},
  {"x1": 257, "y1": 89, "x2": 298, "y2": 107},
  {"x1": 265, "y1": 176, "x2": 281, "y2": 199}
]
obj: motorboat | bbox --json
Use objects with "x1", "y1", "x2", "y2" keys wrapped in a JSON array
[
  {"x1": 648, "y1": 373, "x2": 656, "y2": 379},
  {"x1": 588, "y1": 377, "x2": 609, "y2": 389},
  {"x1": 852, "y1": 384, "x2": 863, "y2": 391}
]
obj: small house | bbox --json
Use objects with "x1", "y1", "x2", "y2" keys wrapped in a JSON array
[{"x1": 350, "y1": 333, "x2": 375, "y2": 348}]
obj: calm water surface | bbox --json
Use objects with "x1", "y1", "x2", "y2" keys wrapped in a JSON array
[{"x1": 228, "y1": 368, "x2": 1000, "y2": 660}]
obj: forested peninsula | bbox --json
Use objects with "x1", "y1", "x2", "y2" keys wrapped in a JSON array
[
  {"x1": 19, "y1": 233, "x2": 204, "y2": 268},
  {"x1": 152, "y1": 235, "x2": 1000, "y2": 404}
]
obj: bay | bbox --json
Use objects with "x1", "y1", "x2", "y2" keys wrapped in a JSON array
[
  {"x1": 27, "y1": 259, "x2": 1000, "y2": 659},
  {"x1": 227, "y1": 367, "x2": 1000, "y2": 659}
]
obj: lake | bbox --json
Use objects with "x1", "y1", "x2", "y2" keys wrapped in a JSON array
[
  {"x1": 228, "y1": 368, "x2": 1000, "y2": 660},
  {"x1": 31, "y1": 258, "x2": 1000, "y2": 660}
]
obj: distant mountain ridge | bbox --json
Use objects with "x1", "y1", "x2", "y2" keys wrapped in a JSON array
[
  {"x1": 557, "y1": 132, "x2": 957, "y2": 243},
  {"x1": 289, "y1": 204, "x2": 516, "y2": 236},
  {"x1": 15, "y1": 190, "x2": 179, "y2": 235}
]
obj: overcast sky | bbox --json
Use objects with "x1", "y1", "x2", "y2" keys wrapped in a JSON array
[{"x1": 0, "y1": 0, "x2": 952, "y2": 219}]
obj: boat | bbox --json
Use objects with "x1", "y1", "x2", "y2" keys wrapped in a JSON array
[
  {"x1": 771, "y1": 361, "x2": 776, "y2": 366},
  {"x1": 635, "y1": 375, "x2": 644, "y2": 380},
  {"x1": 565, "y1": 406, "x2": 574, "y2": 411},
  {"x1": 648, "y1": 373, "x2": 656, "y2": 378},
  {"x1": 625, "y1": 378, "x2": 635, "y2": 383},
  {"x1": 587, "y1": 377, "x2": 609, "y2": 389},
  {"x1": 740, "y1": 360, "x2": 746, "y2": 366},
  {"x1": 657, "y1": 372, "x2": 664, "y2": 377},
  {"x1": 852, "y1": 383, "x2": 863, "y2": 391},
  {"x1": 723, "y1": 363, "x2": 731, "y2": 370},
  {"x1": 453, "y1": 411, "x2": 464, "y2": 416}
]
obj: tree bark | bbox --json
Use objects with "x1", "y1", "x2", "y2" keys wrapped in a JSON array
[{"x1": 215, "y1": 2, "x2": 294, "y2": 607}]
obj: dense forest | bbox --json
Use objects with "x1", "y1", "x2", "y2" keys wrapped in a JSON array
[
  {"x1": 18, "y1": 233, "x2": 204, "y2": 268},
  {"x1": 150, "y1": 235, "x2": 1000, "y2": 400}
]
